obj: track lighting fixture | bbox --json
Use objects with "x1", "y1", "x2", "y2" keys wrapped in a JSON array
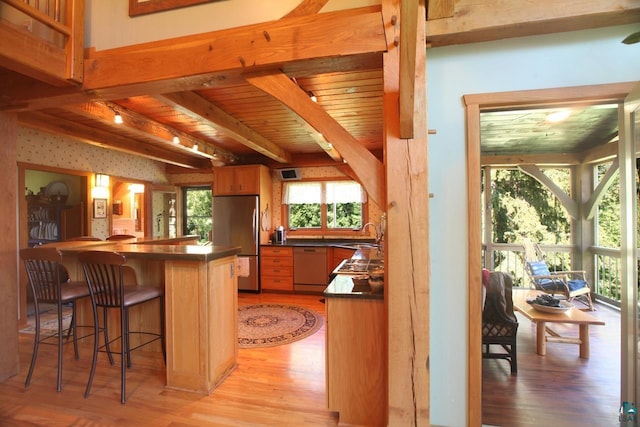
[{"x1": 107, "y1": 105, "x2": 123, "y2": 124}]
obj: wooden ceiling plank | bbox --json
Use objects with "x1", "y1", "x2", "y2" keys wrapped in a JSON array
[
  {"x1": 426, "y1": 0, "x2": 640, "y2": 47},
  {"x1": 245, "y1": 70, "x2": 384, "y2": 206},
  {"x1": 18, "y1": 111, "x2": 209, "y2": 169},
  {"x1": 83, "y1": 7, "x2": 387, "y2": 91},
  {"x1": 155, "y1": 92, "x2": 293, "y2": 164}
]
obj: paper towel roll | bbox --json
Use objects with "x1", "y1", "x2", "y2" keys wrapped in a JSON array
[{"x1": 237, "y1": 257, "x2": 250, "y2": 277}]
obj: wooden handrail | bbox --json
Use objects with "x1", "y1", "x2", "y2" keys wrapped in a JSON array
[
  {"x1": 2, "y1": 0, "x2": 69, "y2": 36},
  {"x1": 0, "y1": 0, "x2": 84, "y2": 84}
]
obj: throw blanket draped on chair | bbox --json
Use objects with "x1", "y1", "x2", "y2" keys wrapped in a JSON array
[{"x1": 482, "y1": 270, "x2": 518, "y2": 374}]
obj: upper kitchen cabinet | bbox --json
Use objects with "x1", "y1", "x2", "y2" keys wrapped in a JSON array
[{"x1": 213, "y1": 165, "x2": 270, "y2": 196}]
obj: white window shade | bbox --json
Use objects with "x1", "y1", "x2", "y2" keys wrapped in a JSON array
[
  {"x1": 283, "y1": 181, "x2": 365, "y2": 204},
  {"x1": 326, "y1": 181, "x2": 366, "y2": 203},
  {"x1": 283, "y1": 182, "x2": 322, "y2": 204}
]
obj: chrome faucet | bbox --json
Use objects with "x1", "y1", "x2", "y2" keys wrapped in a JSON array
[{"x1": 362, "y1": 221, "x2": 384, "y2": 246}]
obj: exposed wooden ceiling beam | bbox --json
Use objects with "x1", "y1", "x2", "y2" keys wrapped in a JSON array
[
  {"x1": 283, "y1": 0, "x2": 329, "y2": 17},
  {"x1": 245, "y1": 70, "x2": 384, "y2": 206},
  {"x1": 481, "y1": 152, "x2": 582, "y2": 166},
  {"x1": 427, "y1": 0, "x2": 455, "y2": 20},
  {"x1": 426, "y1": 0, "x2": 640, "y2": 47},
  {"x1": 154, "y1": 92, "x2": 292, "y2": 164},
  {"x1": 83, "y1": 6, "x2": 387, "y2": 90},
  {"x1": 581, "y1": 139, "x2": 618, "y2": 164},
  {"x1": 66, "y1": 101, "x2": 235, "y2": 163},
  {"x1": 399, "y1": 0, "x2": 426, "y2": 139},
  {"x1": 18, "y1": 111, "x2": 210, "y2": 169}
]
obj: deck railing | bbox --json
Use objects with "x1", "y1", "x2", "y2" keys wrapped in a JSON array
[
  {"x1": 0, "y1": 0, "x2": 84, "y2": 83},
  {"x1": 483, "y1": 243, "x2": 630, "y2": 306}
]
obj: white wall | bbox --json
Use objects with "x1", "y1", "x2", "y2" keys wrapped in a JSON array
[{"x1": 427, "y1": 24, "x2": 640, "y2": 426}]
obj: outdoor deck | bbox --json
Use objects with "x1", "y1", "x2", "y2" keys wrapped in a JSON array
[{"x1": 483, "y1": 300, "x2": 622, "y2": 426}]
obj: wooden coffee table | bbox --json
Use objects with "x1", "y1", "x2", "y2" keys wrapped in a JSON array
[{"x1": 512, "y1": 289, "x2": 605, "y2": 358}]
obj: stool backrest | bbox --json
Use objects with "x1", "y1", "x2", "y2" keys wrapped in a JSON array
[
  {"x1": 79, "y1": 251, "x2": 127, "y2": 308},
  {"x1": 20, "y1": 247, "x2": 68, "y2": 303}
]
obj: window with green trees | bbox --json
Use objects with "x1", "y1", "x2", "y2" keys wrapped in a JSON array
[
  {"x1": 284, "y1": 181, "x2": 364, "y2": 231},
  {"x1": 182, "y1": 186, "x2": 212, "y2": 243}
]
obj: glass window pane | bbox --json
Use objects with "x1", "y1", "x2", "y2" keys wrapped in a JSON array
[
  {"x1": 182, "y1": 187, "x2": 212, "y2": 243},
  {"x1": 289, "y1": 203, "x2": 321, "y2": 228}
]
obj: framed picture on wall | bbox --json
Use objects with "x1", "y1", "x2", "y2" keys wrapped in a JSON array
[
  {"x1": 129, "y1": 0, "x2": 219, "y2": 17},
  {"x1": 93, "y1": 199, "x2": 107, "y2": 219}
]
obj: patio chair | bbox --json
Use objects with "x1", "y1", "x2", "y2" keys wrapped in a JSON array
[
  {"x1": 522, "y1": 238, "x2": 594, "y2": 310},
  {"x1": 482, "y1": 269, "x2": 518, "y2": 374}
]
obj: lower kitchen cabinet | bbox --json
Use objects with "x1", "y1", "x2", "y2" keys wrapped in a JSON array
[
  {"x1": 260, "y1": 246, "x2": 293, "y2": 291},
  {"x1": 325, "y1": 296, "x2": 386, "y2": 426}
]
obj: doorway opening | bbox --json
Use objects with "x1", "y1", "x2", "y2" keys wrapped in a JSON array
[{"x1": 464, "y1": 82, "x2": 637, "y2": 423}]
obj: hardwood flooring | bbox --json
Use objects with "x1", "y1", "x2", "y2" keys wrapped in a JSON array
[
  {"x1": 0, "y1": 293, "x2": 336, "y2": 427},
  {"x1": 482, "y1": 301, "x2": 623, "y2": 427},
  {"x1": 0, "y1": 293, "x2": 625, "y2": 426}
]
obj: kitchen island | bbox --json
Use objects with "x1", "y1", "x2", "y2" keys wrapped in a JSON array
[
  {"x1": 323, "y1": 248, "x2": 386, "y2": 426},
  {"x1": 45, "y1": 239, "x2": 241, "y2": 394}
]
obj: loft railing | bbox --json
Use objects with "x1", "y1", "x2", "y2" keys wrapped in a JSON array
[
  {"x1": 482, "y1": 243, "x2": 636, "y2": 307},
  {"x1": 0, "y1": 0, "x2": 84, "y2": 84}
]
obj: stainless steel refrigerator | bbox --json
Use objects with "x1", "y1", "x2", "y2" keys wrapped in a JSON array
[{"x1": 212, "y1": 195, "x2": 259, "y2": 292}]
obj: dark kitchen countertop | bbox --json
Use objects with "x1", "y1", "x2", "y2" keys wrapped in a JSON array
[
  {"x1": 324, "y1": 245, "x2": 384, "y2": 300},
  {"x1": 261, "y1": 238, "x2": 377, "y2": 249},
  {"x1": 324, "y1": 274, "x2": 384, "y2": 300}
]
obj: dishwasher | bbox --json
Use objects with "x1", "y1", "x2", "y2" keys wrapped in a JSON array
[{"x1": 293, "y1": 247, "x2": 328, "y2": 293}]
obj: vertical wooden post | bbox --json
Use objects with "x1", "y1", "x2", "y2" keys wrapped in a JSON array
[
  {"x1": 0, "y1": 111, "x2": 19, "y2": 381},
  {"x1": 466, "y1": 102, "x2": 482, "y2": 426},
  {"x1": 383, "y1": 0, "x2": 430, "y2": 425}
]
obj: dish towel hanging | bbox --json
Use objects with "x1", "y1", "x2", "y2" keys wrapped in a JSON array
[{"x1": 237, "y1": 257, "x2": 250, "y2": 277}]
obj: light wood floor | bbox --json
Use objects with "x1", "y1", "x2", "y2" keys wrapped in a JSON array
[
  {"x1": 0, "y1": 293, "x2": 336, "y2": 427},
  {"x1": 0, "y1": 293, "x2": 624, "y2": 426}
]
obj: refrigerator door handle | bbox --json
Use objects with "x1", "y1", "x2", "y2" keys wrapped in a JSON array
[{"x1": 252, "y1": 208, "x2": 257, "y2": 244}]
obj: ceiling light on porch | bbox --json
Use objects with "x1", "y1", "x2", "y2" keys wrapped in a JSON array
[
  {"x1": 173, "y1": 135, "x2": 180, "y2": 144},
  {"x1": 192, "y1": 143, "x2": 199, "y2": 152},
  {"x1": 545, "y1": 110, "x2": 571, "y2": 123},
  {"x1": 309, "y1": 92, "x2": 318, "y2": 103}
]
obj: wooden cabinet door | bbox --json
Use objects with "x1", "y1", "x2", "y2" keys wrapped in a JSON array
[
  {"x1": 61, "y1": 203, "x2": 85, "y2": 240},
  {"x1": 213, "y1": 166, "x2": 260, "y2": 195},
  {"x1": 213, "y1": 168, "x2": 236, "y2": 195},
  {"x1": 234, "y1": 166, "x2": 259, "y2": 194}
]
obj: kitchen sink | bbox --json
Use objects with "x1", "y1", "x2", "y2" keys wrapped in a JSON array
[{"x1": 336, "y1": 258, "x2": 384, "y2": 274}]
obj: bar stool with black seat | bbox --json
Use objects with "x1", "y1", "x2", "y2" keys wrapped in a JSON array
[
  {"x1": 78, "y1": 250, "x2": 165, "y2": 403},
  {"x1": 19, "y1": 247, "x2": 91, "y2": 392}
]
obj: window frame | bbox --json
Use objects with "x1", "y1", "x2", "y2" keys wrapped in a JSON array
[{"x1": 281, "y1": 178, "x2": 368, "y2": 237}]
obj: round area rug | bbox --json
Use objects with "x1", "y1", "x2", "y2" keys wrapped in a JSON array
[{"x1": 238, "y1": 304, "x2": 323, "y2": 348}]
